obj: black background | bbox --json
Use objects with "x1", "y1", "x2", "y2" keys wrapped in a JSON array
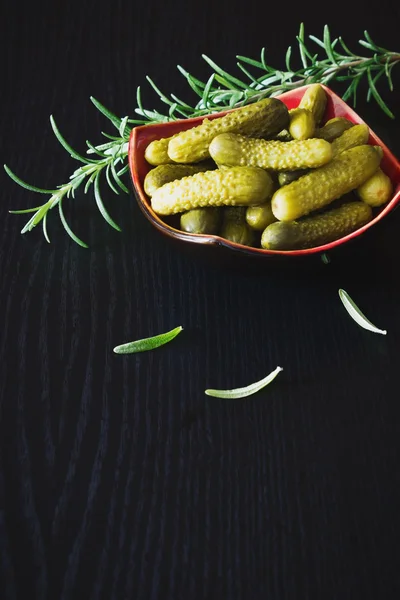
[{"x1": 1, "y1": 2, "x2": 400, "y2": 599}]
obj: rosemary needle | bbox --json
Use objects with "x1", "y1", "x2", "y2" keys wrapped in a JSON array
[
  {"x1": 338, "y1": 289, "x2": 387, "y2": 335},
  {"x1": 113, "y1": 325, "x2": 183, "y2": 354},
  {"x1": 205, "y1": 366, "x2": 283, "y2": 399}
]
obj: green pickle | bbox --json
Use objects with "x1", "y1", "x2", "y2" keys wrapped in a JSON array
[
  {"x1": 246, "y1": 202, "x2": 277, "y2": 231},
  {"x1": 144, "y1": 135, "x2": 178, "y2": 166},
  {"x1": 331, "y1": 124, "x2": 369, "y2": 157},
  {"x1": 209, "y1": 133, "x2": 332, "y2": 171},
  {"x1": 298, "y1": 84, "x2": 327, "y2": 125},
  {"x1": 288, "y1": 108, "x2": 316, "y2": 140},
  {"x1": 167, "y1": 97, "x2": 289, "y2": 163},
  {"x1": 271, "y1": 145, "x2": 382, "y2": 221},
  {"x1": 356, "y1": 168, "x2": 394, "y2": 207},
  {"x1": 220, "y1": 207, "x2": 256, "y2": 246},
  {"x1": 261, "y1": 202, "x2": 373, "y2": 250},
  {"x1": 180, "y1": 208, "x2": 221, "y2": 234},
  {"x1": 316, "y1": 117, "x2": 354, "y2": 142},
  {"x1": 151, "y1": 166, "x2": 273, "y2": 215},
  {"x1": 144, "y1": 162, "x2": 214, "y2": 196}
]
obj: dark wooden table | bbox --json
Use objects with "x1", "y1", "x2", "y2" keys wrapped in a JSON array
[{"x1": 1, "y1": 2, "x2": 400, "y2": 599}]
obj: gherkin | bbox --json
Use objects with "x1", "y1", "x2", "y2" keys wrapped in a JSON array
[
  {"x1": 356, "y1": 168, "x2": 393, "y2": 207},
  {"x1": 144, "y1": 162, "x2": 213, "y2": 196},
  {"x1": 288, "y1": 108, "x2": 316, "y2": 140},
  {"x1": 261, "y1": 201, "x2": 373, "y2": 250},
  {"x1": 167, "y1": 98, "x2": 289, "y2": 163},
  {"x1": 151, "y1": 166, "x2": 274, "y2": 215},
  {"x1": 144, "y1": 137, "x2": 176, "y2": 166},
  {"x1": 331, "y1": 124, "x2": 369, "y2": 157},
  {"x1": 246, "y1": 202, "x2": 277, "y2": 231},
  {"x1": 298, "y1": 84, "x2": 327, "y2": 125},
  {"x1": 271, "y1": 145, "x2": 382, "y2": 221},
  {"x1": 209, "y1": 133, "x2": 332, "y2": 171},
  {"x1": 220, "y1": 207, "x2": 255, "y2": 246},
  {"x1": 316, "y1": 117, "x2": 354, "y2": 142}
]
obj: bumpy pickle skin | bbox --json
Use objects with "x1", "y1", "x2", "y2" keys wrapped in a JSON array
[
  {"x1": 209, "y1": 133, "x2": 332, "y2": 171},
  {"x1": 356, "y1": 168, "x2": 394, "y2": 207},
  {"x1": 144, "y1": 162, "x2": 213, "y2": 196},
  {"x1": 220, "y1": 207, "x2": 256, "y2": 246},
  {"x1": 261, "y1": 202, "x2": 373, "y2": 250},
  {"x1": 180, "y1": 208, "x2": 222, "y2": 234},
  {"x1": 298, "y1": 84, "x2": 328, "y2": 125},
  {"x1": 151, "y1": 166, "x2": 274, "y2": 216},
  {"x1": 271, "y1": 145, "x2": 383, "y2": 222},
  {"x1": 167, "y1": 98, "x2": 289, "y2": 163},
  {"x1": 288, "y1": 108, "x2": 316, "y2": 140},
  {"x1": 246, "y1": 202, "x2": 277, "y2": 231},
  {"x1": 331, "y1": 124, "x2": 370, "y2": 157}
]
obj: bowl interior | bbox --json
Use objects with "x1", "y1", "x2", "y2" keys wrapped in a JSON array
[{"x1": 129, "y1": 84, "x2": 400, "y2": 257}]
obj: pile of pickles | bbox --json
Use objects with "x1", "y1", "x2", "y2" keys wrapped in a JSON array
[{"x1": 143, "y1": 85, "x2": 394, "y2": 250}]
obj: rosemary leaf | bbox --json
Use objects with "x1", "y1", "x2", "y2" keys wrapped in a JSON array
[
  {"x1": 205, "y1": 366, "x2": 283, "y2": 399},
  {"x1": 58, "y1": 199, "x2": 89, "y2": 248},
  {"x1": 113, "y1": 326, "x2": 183, "y2": 354},
  {"x1": 338, "y1": 289, "x2": 387, "y2": 335},
  {"x1": 4, "y1": 165, "x2": 57, "y2": 194},
  {"x1": 93, "y1": 174, "x2": 121, "y2": 231}
]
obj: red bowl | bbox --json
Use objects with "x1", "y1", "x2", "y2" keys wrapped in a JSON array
[{"x1": 128, "y1": 84, "x2": 400, "y2": 258}]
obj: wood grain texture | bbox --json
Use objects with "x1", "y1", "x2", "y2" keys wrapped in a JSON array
[{"x1": 1, "y1": 1, "x2": 400, "y2": 599}]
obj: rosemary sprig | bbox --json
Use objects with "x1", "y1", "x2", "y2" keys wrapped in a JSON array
[
  {"x1": 338, "y1": 289, "x2": 387, "y2": 335},
  {"x1": 5, "y1": 24, "x2": 400, "y2": 245},
  {"x1": 205, "y1": 366, "x2": 283, "y2": 399},
  {"x1": 113, "y1": 325, "x2": 183, "y2": 354}
]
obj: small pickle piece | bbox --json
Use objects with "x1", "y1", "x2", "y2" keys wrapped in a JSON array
[
  {"x1": 180, "y1": 208, "x2": 222, "y2": 234},
  {"x1": 209, "y1": 133, "x2": 332, "y2": 171},
  {"x1": 151, "y1": 166, "x2": 274, "y2": 215},
  {"x1": 356, "y1": 168, "x2": 394, "y2": 207},
  {"x1": 298, "y1": 84, "x2": 327, "y2": 125},
  {"x1": 167, "y1": 97, "x2": 289, "y2": 163},
  {"x1": 331, "y1": 124, "x2": 369, "y2": 157},
  {"x1": 278, "y1": 169, "x2": 309, "y2": 186},
  {"x1": 288, "y1": 108, "x2": 316, "y2": 140},
  {"x1": 144, "y1": 162, "x2": 213, "y2": 196},
  {"x1": 246, "y1": 202, "x2": 277, "y2": 231},
  {"x1": 262, "y1": 201, "x2": 373, "y2": 250},
  {"x1": 220, "y1": 207, "x2": 255, "y2": 246},
  {"x1": 316, "y1": 117, "x2": 354, "y2": 142},
  {"x1": 271, "y1": 145, "x2": 383, "y2": 221}
]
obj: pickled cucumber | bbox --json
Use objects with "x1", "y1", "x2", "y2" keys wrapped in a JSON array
[
  {"x1": 271, "y1": 145, "x2": 382, "y2": 221},
  {"x1": 167, "y1": 98, "x2": 289, "y2": 163},
  {"x1": 151, "y1": 166, "x2": 274, "y2": 215},
  {"x1": 288, "y1": 108, "x2": 316, "y2": 140},
  {"x1": 246, "y1": 202, "x2": 277, "y2": 231},
  {"x1": 144, "y1": 135, "x2": 179, "y2": 166},
  {"x1": 261, "y1": 201, "x2": 373, "y2": 250},
  {"x1": 331, "y1": 124, "x2": 369, "y2": 157},
  {"x1": 144, "y1": 162, "x2": 213, "y2": 196},
  {"x1": 220, "y1": 207, "x2": 255, "y2": 246},
  {"x1": 298, "y1": 84, "x2": 327, "y2": 125},
  {"x1": 180, "y1": 208, "x2": 221, "y2": 234},
  {"x1": 356, "y1": 168, "x2": 394, "y2": 207},
  {"x1": 209, "y1": 133, "x2": 332, "y2": 171},
  {"x1": 316, "y1": 117, "x2": 354, "y2": 142}
]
